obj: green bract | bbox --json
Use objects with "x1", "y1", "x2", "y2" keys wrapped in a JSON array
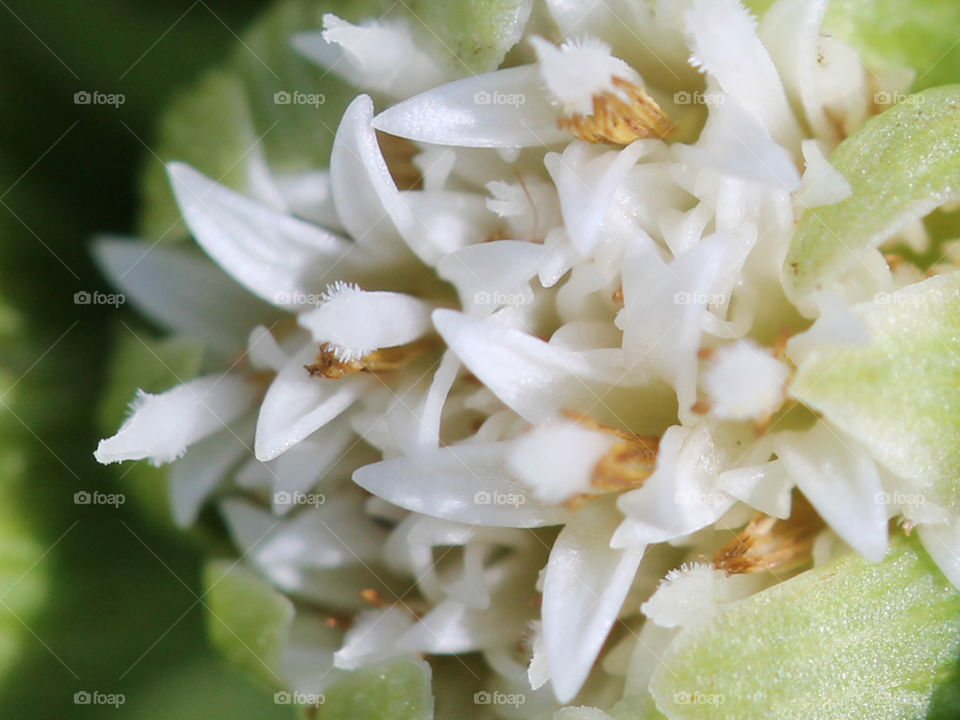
[
  {"x1": 204, "y1": 560, "x2": 295, "y2": 685},
  {"x1": 319, "y1": 658, "x2": 434, "y2": 720},
  {"x1": 790, "y1": 272, "x2": 960, "y2": 506},
  {"x1": 649, "y1": 535, "x2": 960, "y2": 719},
  {"x1": 784, "y1": 85, "x2": 960, "y2": 303},
  {"x1": 747, "y1": 0, "x2": 960, "y2": 89},
  {"x1": 403, "y1": 0, "x2": 533, "y2": 73}
]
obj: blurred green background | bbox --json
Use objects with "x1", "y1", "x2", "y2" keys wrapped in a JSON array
[{"x1": 0, "y1": 1, "x2": 296, "y2": 717}]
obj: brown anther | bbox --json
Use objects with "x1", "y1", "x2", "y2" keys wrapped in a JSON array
[
  {"x1": 377, "y1": 130, "x2": 422, "y2": 190},
  {"x1": 697, "y1": 347, "x2": 715, "y2": 361},
  {"x1": 612, "y1": 286, "x2": 624, "y2": 305},
  {"x1": 305, "y1": 339, "x2": 432, "y2": 379},
  {"x1": 713, "y1": 494, "x2": 823, "y2": 575},
  {"x1": 885, "y1": 253, "x2": 906, "y2": 271},
  {"x1": 772, "y1": 327, "x2": 792, "y2": 363},
  {"x1": 360, "y1": 588, "x2": 388, "y2": 607},
  {"x1": 558, "y1": 76, "x2": 673, "y2": 145},
  {"x1": 560, "y1": 411, "x2": 659, "y2": 498},
  {"x1": 690, "y1": 399, "x2": 711, "y2": 415}
]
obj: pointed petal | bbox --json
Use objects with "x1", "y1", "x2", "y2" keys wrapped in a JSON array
[
  {"x1": 542, "y1": 500, "x2": 644, "y2": 702},
  {"x1": 167, "y1": 163, "x2": 353, "y2": 309},
  {"x1": 352, "y1": 442, "x2": 570, "y2": 528},
  {"x1": 433, "y1": 309, "x2": 616, "y2": 423},
  {"x1": 372, "y1": 66, "x2": 569, "y2": 148},
  {"x1": 94, "y1": 237, "x2": 276, "y2": 356},
  {"x1": 255, "y1": 344, "x2": 369, "y2": 461},
  {"x1": 774, "y1": 422, "x2": 888, "y2": 562},
  {"x1": 330, "y1": 96, "x2": 416, "y2": 263},
  {"x1": 95, "y1": 374, "x2": 255, "y2": 466},
  {"x1": 297, "y1": 283, "x2": 433, "y2": 359}
]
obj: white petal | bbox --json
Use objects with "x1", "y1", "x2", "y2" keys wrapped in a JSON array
[
  {"x1": 297, "y1": 282, "x2": 433, "y2": 360},
  {"x1": 221, "y1": 494, "x2": 385, "y2": 571},
  {"x1": 542, "y1": 500, "x2": 644, "y2": 703},
  {"x1": 717, "y1": 459, "x2": 793, "y2": 519},
  {"x1": 531, "y1": 35, "x2": 639, "y2": 116},
  {"x1": 773, "y1": 421, "x2": 888, "y2": 561},
  {"x1": 330, "y1": 96, "x2": 418, "y2": 263},
  {"x1": 271, "y1": 170, "x2": 344, "y2": 231},
  {"x1": 612, "y1": 424, "x2": 733, "y2": 548},
  {"x1": 294, "y1": 15, "x2": 449, "y2": 100},
  {"x1": 685, "y1": 0, "x2": 802, "y2": 148},
  {"x1": 399, "y1": 557, "x2": 536, "y2": 653},
  {"x1": 401, "y1": 190, "x2": 500, "y2": 265},
  {"x1": 795, "y1": 139, "x2": 852, "y2": 209},
  {"x1": 167, "y1": 163, "x2": 354, "y2": 309},
  {"x1": 674, "y1": 96, "x2": 801, "y2": 191},
  {"x1": 436, "y1": 240, "x2": 545, "y2": 313},
  {"x1": 433, "y1": 309, "x2": 618, "y2": 423},
  {"x1": 918, "y1": 518, "x2": 960, "y2": 590},
  {"x1": 255, "y1": 344, "x2": 370, "y2": 461},
  {"x1": 617, "y1": 234, "x2": 726, "y2": 418},
  {"x1": 506, "y1": 418, "x2": 616, "y2": 504},
  {"x1": 352, "y1": 442, "x2": 570, "y2": 528},
  {"x1": 246, "y1": 325, "x2": 288, "y2": 372},
  {"x1": 546, "y1": 140, "x2": 652, "y2": 254},
  {"x1": 372, "y1": 66, "x2": 569, "y2": 148},
  {"x1": 640, "y1": 563, "x2": 760, "y2": 629},
  {"x1": 759, "y1": 0, "x2": 835, "y2": 142},
  {"x1": 702, "y1": 340, "x2": 790, "y2": 421},
  {"x1": 94, "y1": 237, "x2": 275, "y2": 356},
  {"x1": 333, "y1": 607, "x2": 417, "y2": 670},
  {"x1": 95, "y1": 374, "x2": 254, "y2": 466},
  {"x1": 170, "y1": 419, "x2": 251, "y2": 527}
]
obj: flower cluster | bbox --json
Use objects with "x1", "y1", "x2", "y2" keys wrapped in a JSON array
[{"x1": 95, "y1": 0, "x2": 960, "y2": 716}]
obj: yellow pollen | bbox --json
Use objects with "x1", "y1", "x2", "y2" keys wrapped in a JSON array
[{"x1": 558, "y1": 76, "x2": 672, "y2": 145}]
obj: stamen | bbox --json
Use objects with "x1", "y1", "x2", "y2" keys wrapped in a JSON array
[
  {"x1": 305, "y1": 339, "x2": 432, "y2": 378},
  {"x1": 558, "y1": 77, "x2": 672, "y2": 145},
  {"x1": 713, "y1": 494, "x2": 823, "y2": 575},
  {"x1": 561, "y1": 411, "x2": 659, "y2": 500}
]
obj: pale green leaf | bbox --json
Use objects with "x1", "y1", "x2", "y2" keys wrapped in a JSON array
[
  {"x1": 402, "y1": 0, "x2": 533, "y2": 74},
  {"x1": 650, "y1": 535, "x2": 960, "y2": 719},
  {"x1": 317, "y1": 658, "x2": 433, "y2": 720},
  {"x1": 204, "y1": 560, "x2": 295, "y2": 686},
  {"x1": 784, "y1": 85, "x2": 960, "y2": 302},
  {"x1": 790, "y1": 272, "x2": 960, "y2": 506}
]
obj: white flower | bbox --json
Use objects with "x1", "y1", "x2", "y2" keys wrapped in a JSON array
[{"x1": 94, "y1": 0, "x2": 952, "y2": 714}]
